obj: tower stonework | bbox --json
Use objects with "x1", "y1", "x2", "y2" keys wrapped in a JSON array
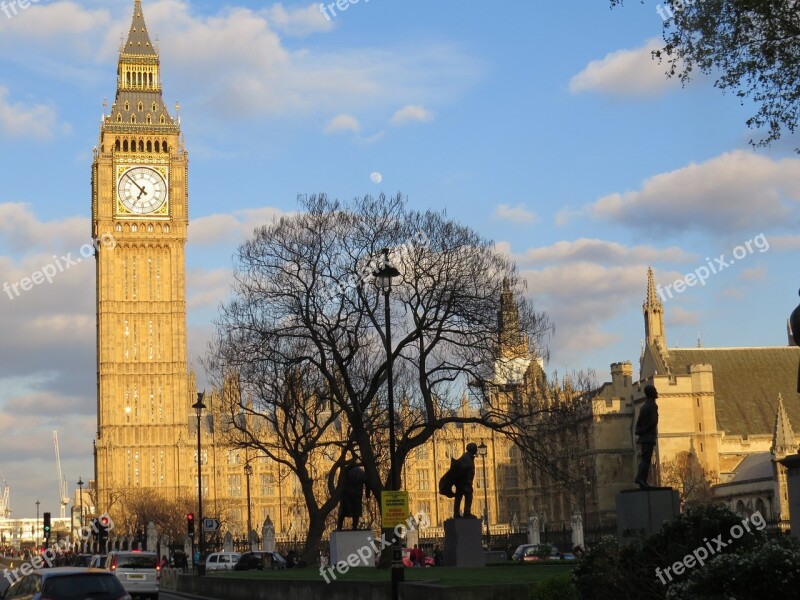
[{"x1": 93, "y1": 0, "x2": 191, "y2": 512}]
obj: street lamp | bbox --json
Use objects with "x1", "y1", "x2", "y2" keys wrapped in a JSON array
[
  {"x1": 35, "y1": 500, "x2": 40, "y2": 548},
  {"x1": 244, "y1": 463, "x2": 253, "y2": 548},
  {"x1": 477, "y1": 441, "x2": 489, "y2": 543},
  {"x1": 77, "y1": 478, "x2": 84, "y2": 529},
  {"x1": 192, "y1": 391, "x2": 206, "y2": 575},
  {"x1": 373, "y1": 247, "x2": 402, "y2": 600},
  {"x1": 374, "y1": 248, "x2": 401, "y2": 491}
]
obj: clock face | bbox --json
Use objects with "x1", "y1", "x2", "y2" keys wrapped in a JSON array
[{"x1": 118, "y1": 166, "x2": 168, "y2": 215}]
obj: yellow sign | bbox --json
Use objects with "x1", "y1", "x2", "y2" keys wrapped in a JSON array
[{"x1": 381, "y1": 491, "x2": 409, "y2": 529}]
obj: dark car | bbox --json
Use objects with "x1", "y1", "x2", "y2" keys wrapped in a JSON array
[
  {"x1": 1, "y1": 567, "x2": 131, "y2": 600},
  {"x1": 511, "y1": 543, "x2": 558, "y2": 562},
  {"x1": 233, "y1": 551, "x2": 287, "y2": 571},
  {"x1": 71, "y1": 554, "x2": 95, "y2": 567}
]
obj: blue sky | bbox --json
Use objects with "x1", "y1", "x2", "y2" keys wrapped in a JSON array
[{"x1": 0, "y1": 0, "x2": 798, "y2": 518}]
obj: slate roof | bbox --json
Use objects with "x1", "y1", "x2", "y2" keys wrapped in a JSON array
[
  {"x1": 125, "y1": 0, "x2": 156, "y2": 55},
  {"x1": 667, "y1": 347, "x2": 800, "y2": 436},
  {"x1": 728, "y1": 452, "x2": 773, "y2": 483}
]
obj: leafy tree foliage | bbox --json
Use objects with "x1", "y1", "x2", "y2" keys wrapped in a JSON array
[{"x1": 612, "y1": 0, "x2": 800, "y2": 150}]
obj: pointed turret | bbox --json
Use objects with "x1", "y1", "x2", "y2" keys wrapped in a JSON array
[
  {"x1": 772, "y1": 394, "x2": 797, "y2": 456},
  {"x1": 643, "y1": 267, "x2": 667, "y2": 351},
  {"x1": 102, "y1": 0, "x2": 177, "y2": 136},
  {"x1": 498, "y1": 278, "x2": 527, "y2": 358},
  {"x1": 125, "y1": 0, "x2": 157, "y2": 55}
]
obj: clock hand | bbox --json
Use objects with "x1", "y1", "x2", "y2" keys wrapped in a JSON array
[{"x1": 125, "y1": 173, "x2": 146, "y2": 196}]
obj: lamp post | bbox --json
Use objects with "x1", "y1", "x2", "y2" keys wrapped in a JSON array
[
  {"x1": 373, "y1": 247, "x2": 402, "y2": 600},
  {"x1": 374, "y1": 248, "x2": 401, "y2": 490},
  {"x1": 244, "y1": 463, "x2": 253, "y2": 548},
  {"x1": 192, "y1": 392, "x2": 206, "y2": 575},
  {"x1": 77, "y1": 478, "x2": 85, "y2": 552},
  {"x1": 477, "y1": 441, "x2": 490, "y2": 543},
  {"x1": 77, "y1": 478, "x2": 84, "y2": 529},
  {"x1": 35, "y1": 499, "x2": 40, "y2": 549}
]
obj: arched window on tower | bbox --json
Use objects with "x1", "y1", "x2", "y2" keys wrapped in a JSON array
[
  {"x1": 146, "y1": 115, "x2": 152, "y2": 125},
  {"x1": 138, "y1": 140, "x2": 144, "y2": 152},
  {"x1": 126, "y1": 71, "x2": 131, "y2": 86},
  {"x1": 161, "y1": 140, "x2": 168, "y2": 153},
  {"x1": 138, "y1": 102, "x2": 143, "y2": 112},
  {"x1": 115, "y1": 139, "x2": 121, "y2": 151},
  {"x1": 146, "y1": 140, "x2": 152, "y2": 152},
  {"x1": 130, "y1": 115, "x2": 136, "y2": 124},
  {"x1": 123, "y1": 139, "x2": 129, "y2": 152},
  {"x1": 159, "y1": 115, "x2": 166, "y2": 125},
  {"x1": 124, "y1": 101, "x2": 129, "y2": 111}
]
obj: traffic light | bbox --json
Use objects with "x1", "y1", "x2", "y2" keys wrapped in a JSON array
[
  {"x1": 43, "y1": 512, "x2": 51, "y2": 539},
  {"x1": 98, "y1": 515, "x2": 110, "y2": 551},
  {"x1": 187, "y1": 513, "x2": 194, "y2": 538}
]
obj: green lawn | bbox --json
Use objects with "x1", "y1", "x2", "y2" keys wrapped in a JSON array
[{"x1": 212, "y1": 564, "x2": 574, "y2": 587}]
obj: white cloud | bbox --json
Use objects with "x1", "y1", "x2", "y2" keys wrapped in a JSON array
[
  {"x1": 738, "y1": 265, "x2": 767, "y2": 282},
  {"x1": 569, "y1": 38, "x2": 677, "y2": 96},
  {"x1": 0, "y1": 203, "x2": 89, "y2": 253},
  {"x1": 190, "y1": 207, "x2": 287, "y2": 247},
  {"x1": 390, "y1": 105, "x2": 435, "y2": 126},
  {"x1": 324, "y1": 114, "x2": 361, "y2": 134},
  {"x1": 0, "y1": 2, "x2": 481, "y2": 122},
  {"x1": 590, "y1": 151, "x2": 800, "y2": 234},
  {"x1": 264, "y1": 3, "x2": 334, "y2": 37},
  {"x1": 0, "y1": 86, "x2": 63, "y2": 140},
  {"x1": 518, "y1": 238, "x2": 693, "y2": 266},
  {"x1": 494, "y1": 204, "x2": 538, "y2": 224}
]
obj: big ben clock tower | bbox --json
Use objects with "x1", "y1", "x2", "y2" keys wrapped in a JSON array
[{"x1": 93, "y1": 0, "x2": 191, "y2": 512}]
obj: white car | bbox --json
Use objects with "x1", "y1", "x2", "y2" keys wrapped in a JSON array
[
  {"x1": 205, "y1": 552, "x2": 241, "y2": 572},
  {"x1": 105, "y1": 551, "x2": 160, "y2": 600}
]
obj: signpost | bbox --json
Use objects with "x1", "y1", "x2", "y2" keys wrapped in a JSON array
[
  {"x1": 381, "y1": 491, "x2": 409, "y2": 530},
  {"x1": 202, "y1": 518, "x2": 221, "y2": 533}
]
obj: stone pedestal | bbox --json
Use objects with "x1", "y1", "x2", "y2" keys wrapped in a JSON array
[
  {"x1": 443, "y1": 518, "x2": 485, "y2": 567},
  {"x1": 330, "y1": 530, "x2": 375, "y2": 568},
  {"x1": 777, "y1": 454, "x2": 800, "y2": 537},
  {"x1": 616, "y1": 488, "x2": 680, "y2": 545}
]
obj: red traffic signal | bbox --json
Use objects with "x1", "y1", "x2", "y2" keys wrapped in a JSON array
[
  {"x1": 187, "y1": 513, "x2": 194, "y2": 521},
  {"x1": 187, "y1": 513, "x2": 195, "y2": 538},
  {"x1": 100, "y1": 516, "x2": 110, "y2": 526}
]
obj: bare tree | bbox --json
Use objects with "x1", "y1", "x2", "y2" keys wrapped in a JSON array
[
  {"x1": 660, "y1": 451, "x2": 714, "y2": 509},
  {"x1": 205, "y1": 193, "x2": 554, "y2": 561},
  {"x1": 112, "y1": 488, "x2": 196, "y2": 541}
]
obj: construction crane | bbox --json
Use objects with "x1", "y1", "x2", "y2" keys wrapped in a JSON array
[
  {"x1": 53, "y1": 430, "x2": 69, "y2": 519},
  {"x1": 0, "y1": 473, "x2": 11, "y2": 518}
]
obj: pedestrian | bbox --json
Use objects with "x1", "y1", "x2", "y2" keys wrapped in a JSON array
[{"x1": 433, "y1": 545, "x2": 443, "y2": 567}]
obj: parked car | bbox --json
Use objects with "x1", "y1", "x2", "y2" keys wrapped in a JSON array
[
  {"x1": 401, "y1": 548, "x2": 434, "y2": 567},
  {"x1": 233, "y1": 551, "x2": 286, "y2": 571},
  {"x1": 105, "y1": 550, "x2": 160, "y2": 599},
  {"x1": 1, "y1": 567, "x2": 131, "y2": 600},
  {"x1": 511, "y1": 543, "x2": 558, "y2": 562},
  {"x1": 204, "y1": 552, "x2": 241, "y2": 572}
]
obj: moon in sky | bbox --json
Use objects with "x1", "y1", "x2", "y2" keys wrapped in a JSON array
[{"x1": 370, "y1": 172, "x2": 383, "y2": 184}]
